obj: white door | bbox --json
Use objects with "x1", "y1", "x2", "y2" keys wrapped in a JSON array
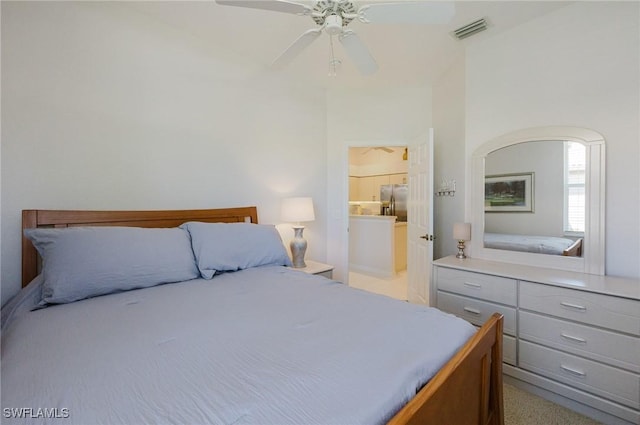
[{"x1": 407, "y1": 129, "x2": 434, "y2": 305}]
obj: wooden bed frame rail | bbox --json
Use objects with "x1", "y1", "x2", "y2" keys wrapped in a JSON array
[{"x1": 389, "y1": 313, "x2": 504, "y2": 425}]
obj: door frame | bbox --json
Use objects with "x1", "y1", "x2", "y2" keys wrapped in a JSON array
[{"x1": 343, "y1": 140, "x2": 409, "y2": 286}]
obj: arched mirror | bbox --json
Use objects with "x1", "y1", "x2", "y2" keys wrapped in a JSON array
[{"x1": 470, "y1": 126, "x2": 605, "y2": 275}]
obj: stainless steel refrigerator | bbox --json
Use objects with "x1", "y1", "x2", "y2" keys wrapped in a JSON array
[{"x1": 380, "y1": 184, "x2": 408, "y2": 222}]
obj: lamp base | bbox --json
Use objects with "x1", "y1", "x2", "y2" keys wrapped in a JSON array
[
  {"x1": 456, "y1": 240, "x2": 467, "y2": 259},
  {"x1": 290, "y1": 226, "x2": 307, "y2": 268}
]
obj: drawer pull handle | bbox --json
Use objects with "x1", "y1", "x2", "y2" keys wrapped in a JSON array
[
  {"x1": 463, "y1": 281, "x2": 482, "y2": 289},
  {"x1": 463, "y1": 307, "x2": 481, "y2": 315},
  {"x1": 560, "y1": 364, "x2": 586, "y2": 377},
  {"x1": 560, "y1": 301, "x2": 587, "y2": 311},
  {"x1": 561, "y1": 333, "x2": 587, "y2": 344}
]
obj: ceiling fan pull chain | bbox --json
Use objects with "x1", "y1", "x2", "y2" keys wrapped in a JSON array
[{"x1": 328, "y1": 34, "x2": 340, "y2": 77}]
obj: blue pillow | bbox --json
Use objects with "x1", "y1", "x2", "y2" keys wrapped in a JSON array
[
  {"x1": 24, "y1": 226, "x2": 200, "y2": 305},
  {"x1": 180, "y1": 222, "x2": 292, "y2": 279}
]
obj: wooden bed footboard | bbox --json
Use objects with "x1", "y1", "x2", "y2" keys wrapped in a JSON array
[
  {"x1": 389, "y1": 313, "x2": 504, "y2": 425},
  {"x1": 562, "y1": 237, "x2": 583, "y2": 257}
]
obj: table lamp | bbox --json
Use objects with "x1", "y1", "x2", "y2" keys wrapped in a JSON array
[
  {"x1": 281, "y1": 197, "x2": 315, "y2": 268},
  {"x1": 453, "y1": 222, "x2": 471, "y2": 259}
]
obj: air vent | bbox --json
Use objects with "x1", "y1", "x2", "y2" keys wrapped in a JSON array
[{"x1": 452, "y1": 18, "x2": 488, "y2": 40}]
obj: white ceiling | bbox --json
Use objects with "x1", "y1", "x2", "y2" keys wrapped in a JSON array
[{"x1": 125, "y1": 1, "x2": 572, "y2": 89}]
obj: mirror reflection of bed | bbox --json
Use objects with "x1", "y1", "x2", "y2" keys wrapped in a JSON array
[
  {"x1": 483, "y1": 140, "x2": 585, "y2": 258},
  {"x1": 483, "y1": 232, "x2": 583, "y2": 256}
]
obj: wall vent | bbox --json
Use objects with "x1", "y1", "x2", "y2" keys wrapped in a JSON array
[{"x1": 452, "y1": 18, "x2": 488, "y2": 40}]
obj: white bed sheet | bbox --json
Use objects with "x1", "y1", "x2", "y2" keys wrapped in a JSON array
[
  {"x1": 1, "y1": 266, "x2": 475, "y2": 425},
  {"x1": 484, "y1": 232, "x2": 576, "y2": 255}
]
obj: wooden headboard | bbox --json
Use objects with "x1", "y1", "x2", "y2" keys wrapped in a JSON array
[{"x1": 21, "y1": 207, "x2": 258, "y2": 287}]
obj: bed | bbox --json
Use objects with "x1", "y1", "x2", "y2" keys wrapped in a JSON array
[
  {"x1": 2, "y1": 207, "x2": 504, "y2": 425},
  {"x1": 484, "y1": 232, "x2": 583, "y2": 257}
]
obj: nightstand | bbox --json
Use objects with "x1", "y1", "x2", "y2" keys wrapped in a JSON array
[{"x1": 292, "y1": 260, "x2": 334, "y2": 279}]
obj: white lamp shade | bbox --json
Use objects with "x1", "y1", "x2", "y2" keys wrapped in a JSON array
[
  {"x1": 453, "y1": 222, "x2": 471, "y2": 241},
  {"x1": 281, "y1": 197, "x2": 315, "y2": 223}
]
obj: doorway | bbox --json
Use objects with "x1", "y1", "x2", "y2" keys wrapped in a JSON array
[{"x1": 347, "y1": 146, "x2": 408, "y2": 301}]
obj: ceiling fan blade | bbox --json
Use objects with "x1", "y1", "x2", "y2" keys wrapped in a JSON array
[
  {"x1": 357, "y1": 1, "x2": 455, "y2": 25},
  {"x1": 215, "y1": 0, "x2": 310, "y2": 15},
  {"x1": 338, "y1": 30, "x2": 378, "y2": 76},
  {"x1": 362, "y1": 147, "x2": 394, "y2": 154},
  {"x1": 271, "y1": 29, "x2": 322, "y2": 69}
]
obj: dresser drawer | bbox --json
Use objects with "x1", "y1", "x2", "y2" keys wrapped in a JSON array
[
  {"x1": 437, "y1": 291, "x2": 516, "y2": 336},
  {"x1": 520, "y1": 341, "x2": 640, "y2": 409},
  {"x1": 503, "y1": 335, "x2": 516, "y2": 366},
  {"x1": 520, "y1": 281, "x2": 640, "y2": 336},
  {"x1": 520, "y1": 311, "x2": 640, "y2": 373},
  {"x1": 436, "y1": 267, "x2": 517, "y2": 306}
]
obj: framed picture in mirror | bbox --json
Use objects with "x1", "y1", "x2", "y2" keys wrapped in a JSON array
[{"x1": 485, "y1": 172, "x2": 534, "y2": 212}]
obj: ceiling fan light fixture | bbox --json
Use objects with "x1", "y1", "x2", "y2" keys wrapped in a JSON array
[{"x1": 325, "y1": 14, "x2": 343, "y2": 35}]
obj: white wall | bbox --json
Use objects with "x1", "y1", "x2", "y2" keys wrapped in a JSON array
[
  {"x1": 3, "y1": 2, "x2": 638, "y2": 305},
  {"x1": 485, "y1": 141, "x2": 564, "y2": 236},
  {"x1": 433, "y1": 54, "x2": 466, "y2": 260},
  {"x1": 465, "y1": 2, "x2": 640, "y2": 278},
  {"x1": 1, "y1": 2, "x2": 328, "y2": 304},
  {"x1": 326, "y1": 86, "x2": 433, "y2": 283}
]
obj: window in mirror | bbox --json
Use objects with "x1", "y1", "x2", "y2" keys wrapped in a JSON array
[{"x1": 564, "y1": 142, "x2": 586, "y2": 235}]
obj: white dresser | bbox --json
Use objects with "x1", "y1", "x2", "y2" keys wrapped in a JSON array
[{"x1": 433, "y1": 256, "x2": 640, "y2": 425}]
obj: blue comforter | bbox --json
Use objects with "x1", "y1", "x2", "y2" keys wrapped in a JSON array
[{"x1": 1, "y1": 266, "x2": 475, "y2": 425}]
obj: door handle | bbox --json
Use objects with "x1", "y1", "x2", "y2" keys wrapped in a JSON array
[{"x1": 419, "y1": 234, "x2": 434, "y2": 241}]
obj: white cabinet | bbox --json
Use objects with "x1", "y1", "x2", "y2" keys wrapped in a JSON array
[
  {"x1": 389, "y1": 173, "x2": 407, "y2": 185},
  {"x1": 349, "y1": 216, "x2": 397, "y2": 278},
  {"x1": 348, "y1": 174, "x2": 407, "y2": 202},
  {"x1": 433, "y1": 256, "x2": 640, "y2": 425},
  {"x1": 359, "y1": 177, "x2": 377, "y2": 201}
]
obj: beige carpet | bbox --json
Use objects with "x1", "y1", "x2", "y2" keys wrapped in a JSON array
[{"x1": 504, "y1": 383, "x2": 603, "y2": 425}]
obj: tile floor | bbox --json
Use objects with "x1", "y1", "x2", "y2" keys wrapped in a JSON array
[{"x1": 348, "y1": 270, "x2": 408, "y2": 301}]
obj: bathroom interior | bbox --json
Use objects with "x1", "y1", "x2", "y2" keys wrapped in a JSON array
[{"x1": 348, "y1": 146, "x2": 408, "y2": 300}]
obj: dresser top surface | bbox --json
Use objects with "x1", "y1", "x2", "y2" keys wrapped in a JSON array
[{"x1": 434, "y1": 256, "x2": 640, "y2": 301}]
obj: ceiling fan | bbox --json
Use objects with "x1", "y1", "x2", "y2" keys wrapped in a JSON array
[
  {"x1": 215, "y1": 0, "x2": 455, "y2": 76},
  {"x1": 362, "y1": 147, "x2": 394, "y2": 154}
]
